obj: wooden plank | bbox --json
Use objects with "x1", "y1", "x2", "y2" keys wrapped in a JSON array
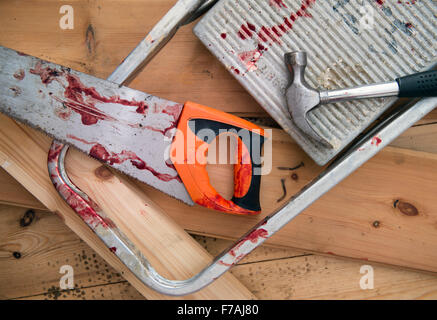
[
  {"x1": 0, "y1": 0, "x2": 263, "y2": 117},
  {"x1": 0, "y1": 169, "x2": 44, "y2": 210},
  {"x1": 20, "y1": 283, "x2": 145, "y2": 300},
  {"x1": 391, "y1": 124, "x2": 437, "y2": 154},
  {"x1": 0, "y1": 115, "x2": 255, "y2": 300},
  {"x1": 1, "y1": 0, "x2": 435, "y2": 122},
  {"x1": 141, "y1": 137, "x2": 437, "y2": 273},
  {"x1": 1, "y1": 121, "x2": 437, "y2": 273},
  {"x1": 231, "y1": 255, "x2": 437, "y2": 300},
  {"x1": 2, "y1": 122, "x2": 436, "y2": 212},
  {"x1": 0, "y1": 205, "x2": 143, "y2": 300},
  {"x1": 2, "y1": 204, "x2": 437, "y2": 300},
  {"x1": 1, "y1": 0, "x2": 436, "y2": 286}
]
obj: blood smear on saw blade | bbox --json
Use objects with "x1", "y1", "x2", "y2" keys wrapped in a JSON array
[{"x1": 0, "y1": 46, "x2": 193, "y2": 204}]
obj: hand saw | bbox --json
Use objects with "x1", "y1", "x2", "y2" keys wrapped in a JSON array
[
  {"x1": 1, "y1": 0, "x2": 435, "y2": 296},
  {"x1": 0, "y1": 45, "x2": 266, "y2": 215}
]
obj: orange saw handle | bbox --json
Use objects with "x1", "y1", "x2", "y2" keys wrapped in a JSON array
[{"x1": 170, "y1": 102, "x2": 266, "y2": 215}]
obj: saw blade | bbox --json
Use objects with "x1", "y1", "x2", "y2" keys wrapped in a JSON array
[{"x1": 0, "y1": 46, "x2": 193, "y2": 205}]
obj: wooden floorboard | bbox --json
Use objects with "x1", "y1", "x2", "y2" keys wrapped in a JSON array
[
  {"x1": 2, "y1": 205, "x2": 437, "y2": 300},
  {"x1": 1, "y1": 0, "x2": 436, "y2": 300}
]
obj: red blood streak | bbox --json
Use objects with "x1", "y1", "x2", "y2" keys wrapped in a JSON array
[
  {"x1": 238, "y1": 22, "x2": 256, "y2": 40},
  {"x1": 89, "y1": 143, "x2": 181, "y2": 182},
  {"x1": 47, "y1": 143, "x2": 64, "y2": 162},
  {"x1": 109, "y1": 247, "x2": 117, "y2": 253},
  {"x1": 30, "y1": 63, "x2": 150, "y2": 125},
  {"x1": 67, "y1": 134, "x2": 98, "y2": 145},
  {"x1": 162, "y1": 104, "x2": 183, "y2": 123},
  {"x1": 228, "y1": 228, "x2": 269, "y2": 262},
  {"x1": 13, "y1": 69, "x2": 25, "y2": 80},
  {"x1": 237, "y1": 44, "x2": 268, "y2": 72},
  {"x1": 159, "y1": 103, "x2": 183, "y2": 136},
  {"x1": 56, "y1": 182, "x2": 115, "y2": 229},
  {"x1": 375, "y1": 0, "x2": 385, "y2": 6},
  {"x1": 259, "y1": 26, "x2": 281, "y2": 43},
  {"x1": 62, "y1": 74, "x2": 148, "y2": 125},
  {"x1": 220, "y1": 33, "x2": 227, "y2": 39},
  {"x1": 238, "y1": 49, "x2": 263, "y2": 71},
  {"x1": 237, "y1": 0, "x2": 316, "y2": 45},
  {"x1": 270, "y1": 0, "x2": 287, "y2": 9},
  {"x1": 195, "y1": 193, "x2": 259, "y2": 215},
  {"x1": 243, "y1": 228, "x2": 269, "y2": 243},
  {"x1": 218, "y1": 260, "x2": 234, "y2": 267},
  {"x1": 30, "y1": 61, "x2": 62, "y2": 85},
  {"x1": 247, "y1": 22, "x2": 256, "y2": 32},
  {"x1": 231, "y1": 66, "x2": 241, "y2": 75},
  {"x1": 234, "y1": 142, "x2": 252, "y2": 198},
  {"x1": 257, "y1": 43, "x2": 267, "y2": 52},
  {"x1": 371, "y1": 136, "x2": 382, "y2": 147}
]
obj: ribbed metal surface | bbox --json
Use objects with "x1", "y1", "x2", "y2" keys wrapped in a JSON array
[{"x1": 194, "y1": 0, "x2": 437, "y2": 165}]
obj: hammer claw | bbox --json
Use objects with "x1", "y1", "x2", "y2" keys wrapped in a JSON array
[{"x1": 284, "y1": 51, "x2": 332, "y2": 147}]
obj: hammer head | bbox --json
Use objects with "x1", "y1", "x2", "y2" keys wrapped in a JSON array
[{"x1": 285, "y1": 52, "x2": 330, "y2": 147}]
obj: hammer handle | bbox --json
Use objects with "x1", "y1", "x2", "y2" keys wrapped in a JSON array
[
  {"x1": 320, "y1": 70, "x2": 437, "y2": 105},
  {"x1": 319, "y1": 81, "x2": 399, "y2": 104},
  {"x1": 397, "y1": 70, "x2": 437, "y2": 98}
]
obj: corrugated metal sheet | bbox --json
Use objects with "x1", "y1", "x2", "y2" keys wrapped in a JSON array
[{"x1": 194, "y1": 0, "x2": 437, "y2": 165}]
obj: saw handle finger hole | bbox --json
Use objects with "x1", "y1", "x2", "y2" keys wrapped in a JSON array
[{"x1": 171, "y1": 101, "x2": 266, "y2": 215}]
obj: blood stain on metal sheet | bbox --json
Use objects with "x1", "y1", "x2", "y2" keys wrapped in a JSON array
[
  {"x1": 270, "y1": 0, "x2": 287, "y2": 9},
  {"x1": 231, "y1": 66, "x2": 241, "y2": 75},
  {"x1": 13, "y1": 69, "x2": 25, "y2": 80},
  {"x1": 375, "y1": 0, "x2": 385, "y2": 7},
  {"x1": 236, "y1": 0, "x2": 315, "y2": 71},
  {"x1": 238, "y1": 22, "x2": 256, "y2": 40},
  {"x1": 238, "y1": 49, "x2": 264, "y2": 72}
]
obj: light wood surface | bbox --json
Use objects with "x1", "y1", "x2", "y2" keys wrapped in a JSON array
[
  {"x1": 1, "y1": 0, "x2": 436, "y2": 299},
  {"x1": 0, "y1": 0, "x2": 259, "y2": 300},
  {"x1": 1, "y1": 121, "x2": 437, "y2": 274},
  {"x1": 1, "y1": 205, "x2": 436, "y2": 300},
  {"x1": 0, "y1": 115, "x2": 255, "y2": 300}
]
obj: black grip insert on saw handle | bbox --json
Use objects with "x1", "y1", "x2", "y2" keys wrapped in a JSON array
[
  {"x1": 170, "y1": 101, "x2": 267, "y2": 215},
  {"x1": 397, "y1": 70, "x2": 437, "y2": 98},
  {"x1": 189, "y1": 118, "x2": 265, "y2": 215}
]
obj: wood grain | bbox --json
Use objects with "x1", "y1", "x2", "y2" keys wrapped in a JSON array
[
  {"x1": 1, "y1": 0, "x2": 436, "y2": 299},
  {"x1": 2, "y1": 119, "x2": 437, "y2": 274},
  {"x1": 133, "y1": 130, "x2": 437, "y2": 273},
  {"x1": 2, "y1": 205, "x2": 437, "y2": 300},
  {"x1": 0, "y1": 0, "x2": 263, "y2": 117},
  {"x1": 0, "y1": 114, "x2": 255, "y2": 300},
  {"x1": 2, "y1": 0, "x2": 433, "y2": 121}
]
